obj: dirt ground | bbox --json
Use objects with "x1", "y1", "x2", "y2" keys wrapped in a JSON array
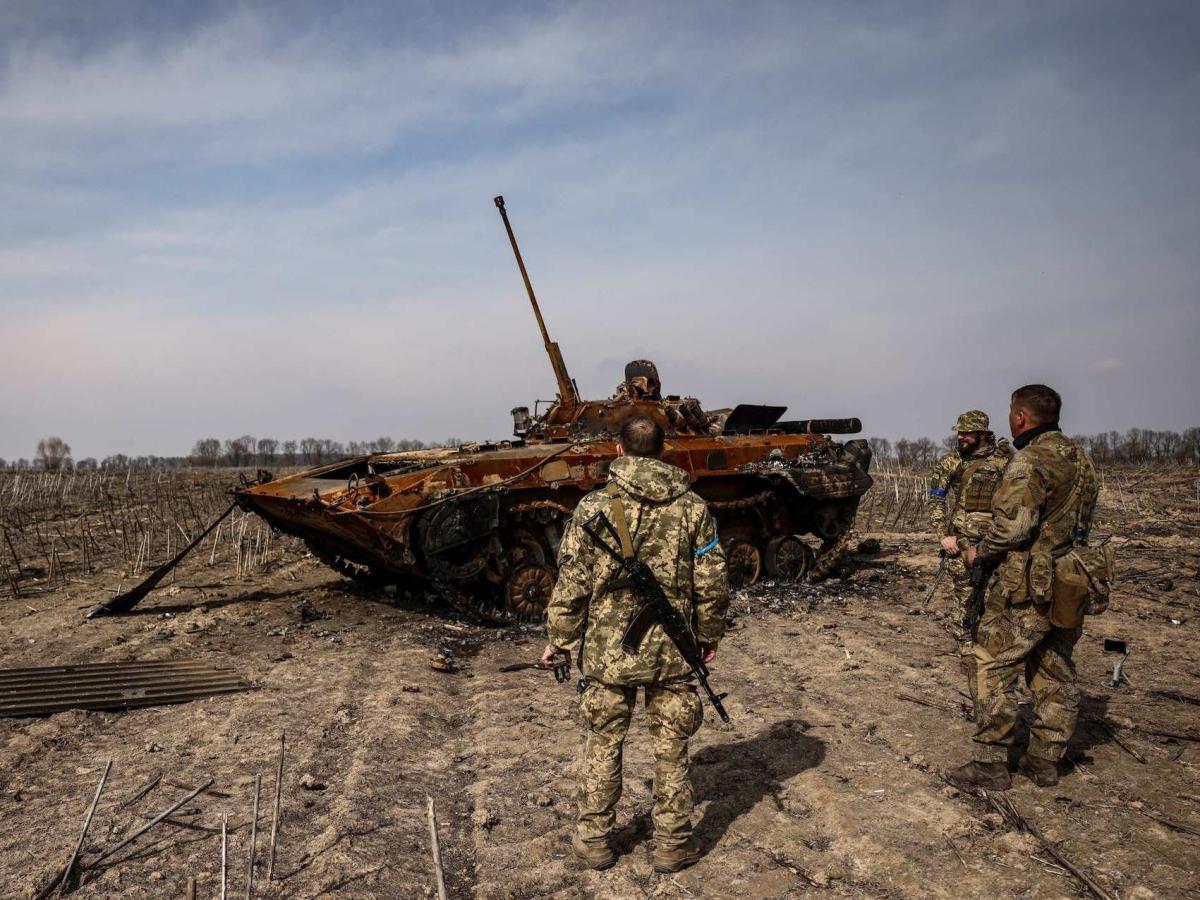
[{"x1": 2, "y1": 468, "x2": 1199, "y2": 899}]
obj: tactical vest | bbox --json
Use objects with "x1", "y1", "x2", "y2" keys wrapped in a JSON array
[
  {"x1": 959, "y1": 455, "x2": 1006, "y2": 513},
  {"x1": 949, "y1": 442, "x2": 1012, "y2": 539}
]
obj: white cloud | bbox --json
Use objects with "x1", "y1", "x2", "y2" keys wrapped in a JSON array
[{"x1": 1088, "y1": 357, "x2": 1125, "y2": 375}]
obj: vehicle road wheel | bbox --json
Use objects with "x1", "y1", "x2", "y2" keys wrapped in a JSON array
[
  {"x1": 505, "y1": 563, "x2": 556, "y2": 619},
  {"x1": 725, "y1": 540, "x2": 763, "y2": 589},
  {"x1": 764, "y1": 535, "x2": 813, "y2": 582}
]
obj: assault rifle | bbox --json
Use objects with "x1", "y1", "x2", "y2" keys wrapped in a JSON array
[
  {"x1": 577, "y1": 511, "x2": 731, "y2": 723},
  {"x1": 962, "y1": 558, "x2": 998, "y2": 640}
]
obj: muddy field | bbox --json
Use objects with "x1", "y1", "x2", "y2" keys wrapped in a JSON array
[{"x1": 1, "y1": 466, "x2": 1199, "y2": 899}]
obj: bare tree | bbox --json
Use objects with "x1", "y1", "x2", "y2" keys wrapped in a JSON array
[
  {"x1": 281, "y1": 440, "x2": 298, "y2": 466},
  {"x1": 368, "y1": 436, "x2": 397, "y2": 454},
  {"x1": 299, "y1": 438, "x2": 321, "y2": 465},
  {"x1": 35, "y1": 436, "x2": 72, "y2": 471},
  {"x1": 256, "y1": 438, "x2": 279, "y2": 464},
  {"x1": 191, "y1": 438, "x2": 221, "y2": 467},
  {"x1": 224, "y1": 437, "x2": 252, "y2": 467}
]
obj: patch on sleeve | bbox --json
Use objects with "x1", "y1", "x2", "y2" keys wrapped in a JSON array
[
  {"x1": 928, "y1": 487, "x2": 947, "y2": 498},
  {"x1": 695, "y1": 535, "x2": 719, "y2": 558}
]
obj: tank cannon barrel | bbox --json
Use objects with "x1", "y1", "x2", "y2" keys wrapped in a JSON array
[
  {"x1": 494, "y1": 195, "x2": 580, "y2": 411},
  {"x1": 778, "y1": 418, "x2": 862, "y2": 435}
]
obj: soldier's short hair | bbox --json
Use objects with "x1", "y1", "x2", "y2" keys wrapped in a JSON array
[
  {"x1": 620, "y1": 416, "x2": 665, "y2": 458},
  {"x1": 1012, "y1": 384, "x2": 1062, "y2": 423}
]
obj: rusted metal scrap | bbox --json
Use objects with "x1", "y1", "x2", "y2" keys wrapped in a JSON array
[
  {"x1": 91, "y1": 195, "x2": 874, "y2": 622},
  {"x1": 0, "y1": 659, "x2": 250, "y2": 717}
]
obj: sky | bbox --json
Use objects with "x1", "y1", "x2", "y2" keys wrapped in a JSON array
[{"x1": 1, "y1": 0, "x2": 1198, "y2": 461}]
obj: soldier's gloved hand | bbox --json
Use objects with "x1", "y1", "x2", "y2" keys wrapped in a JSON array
[
  {"x1": 541, "y1": 643, "x2": 570, "y2": 669},
  {"x1": 940, "y1": 536, "x2": 961, "y2": 556},
  {"x1": 701, "y1": 644, "x2": 716, "y2": 665}
]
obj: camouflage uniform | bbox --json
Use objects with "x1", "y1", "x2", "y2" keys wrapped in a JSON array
[
  {"x1": 926, "y1": 411, "x2": 1014, "y2": 643},
  {"x1": 970, "y1": 426, "x2": 1098, "y2": 764},
  {"x1": 548, "y1": 455, "x2": 729, "y2": 850}
]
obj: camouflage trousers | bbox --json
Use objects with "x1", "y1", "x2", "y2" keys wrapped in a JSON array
[
  {"x1": 944, "y1": 554, "x2": 980, "y2": 703},
  {"x1": 970, "y1": 595, "x2": 1082, "y2": 763},
  {"x1": 576, "y1": 679, "x2": 703, "y2": 849}
]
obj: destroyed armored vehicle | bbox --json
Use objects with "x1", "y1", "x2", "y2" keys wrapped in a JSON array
[
  {"x1": 232, "y1": 197, "x2": 872, "y2": 617},
  {"x1": 91, "y1": 197, "x2": 871, "y2": 622}
]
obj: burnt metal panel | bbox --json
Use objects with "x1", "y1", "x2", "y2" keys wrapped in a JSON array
[
  {"x1": 721, "y1": 405, "x2": 788, "y2": 433},
  {"x1": 706, "y1": 451, "x2": 729, "y2": 470},
  {"x1": 0, "y1": 660, "x2": 251, "y2": 718}
]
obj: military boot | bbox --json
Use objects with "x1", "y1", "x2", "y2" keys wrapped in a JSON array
[
  {"x1": 653, "y1": 843, "x2": 703, "y2": 874},
  {"x1": 1018, "y1": 754, "x2": 1060, "y2": 787},
  {"x1": 944, "y1": 761, "x2": 1011, "y2": 791},
  {"x1": 571, "y1": 832, "x2": 616, "y2": 871}
]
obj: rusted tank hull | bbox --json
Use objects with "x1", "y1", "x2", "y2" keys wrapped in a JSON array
[{"x1": 235, "y1": 429, "x2": 872, "y2": 615}]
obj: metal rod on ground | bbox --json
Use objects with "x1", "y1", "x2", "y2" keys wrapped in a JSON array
[
  {"x1": 52, "y1": 758, "x2": 112, "y2": 898},
  {"x1": 186, "y1": 877, "x2": 196, "y2": 900},
  {"x1": 86, "y1": 501, "x2": 237, "y2": 617},
  {"x1": 91, "y1": 778, "x2": 214, "y2": 867},
  {"x1": 984, "y1": 791, "x2": 1115, "y2": 900},
  {"x1": 246, "y1": 774, "x2": 260, "y2": 899},
  {"x1": 221, "y1": 813, "x2": 228, "y2": 900},
  {"x1": 427, "y1": 795, "x2": 448, "y2": 900},
  {"x1": 267, "y1": 735, "x2": 285, "y2": 880},
  {"x1": 119, "y1": 771, "x2": 162, "y2": 809}
]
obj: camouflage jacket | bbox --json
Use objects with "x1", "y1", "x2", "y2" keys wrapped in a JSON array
[
  {"x1": 926, "y1": 437, "x2": 1013, "y2": 542},
  {"x1": 977, "y1": 428, "x2": 1098, "y2": 602},
  {"x1": 547, "y1": 455, "x2": 730, "y2": 686}
]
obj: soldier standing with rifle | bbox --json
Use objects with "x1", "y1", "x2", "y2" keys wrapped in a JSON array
[
  {"x1": 946, "y1": 385, "x2": 1102, "y2": 791},
  {"x1": 926, "y1": 410, "x2": 1013, "y2": 702},
  {"x1": 542, "y1": 415, "x2": 730, "y2": 873}
]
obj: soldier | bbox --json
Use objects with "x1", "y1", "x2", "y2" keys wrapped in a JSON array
[
  {"x1": 926, "y1": 410, "x2": 1013, "y2": 699},
  {"x1": 946, "y1": 385, "x2": 1099, "y2": 790},
  {"x1": 541, "y1": 415, "x2": 730, "y2": 873},
  {"x1": 613, "y1": 359, "x2": 721, "y2": 435},
  {"x1": 613, "y1": 359, "x2": 663, "y2": 402}
]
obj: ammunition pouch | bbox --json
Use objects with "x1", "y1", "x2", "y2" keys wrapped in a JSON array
[
  {"x1": 1051, "y1": 544, "x2": 1115, "y2": 626},
  {"x1": 1029, "y1": 550, "x2": 1054, "y2": 600},
  {"x1": 996, "y1": 550, "x2": 1031, "y2": 603}
]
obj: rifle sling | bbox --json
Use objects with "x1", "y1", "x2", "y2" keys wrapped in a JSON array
[{"x1": 605, "y1": 482, "x2": 636, "y2": 559}]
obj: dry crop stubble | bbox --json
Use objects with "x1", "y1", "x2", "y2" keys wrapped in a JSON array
[{"x1": 0, "y1": 462, "x2": 1197, "y2": 898}]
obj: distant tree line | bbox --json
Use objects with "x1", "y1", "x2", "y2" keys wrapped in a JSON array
[
  {"x1": 4, "y1": 427, "x2": 1197, "y2": 472},
  {"x1": 867, "y1": 427, "x2": 1200, "y2": 468},
  {"x1": 0, "y1": 434, "x2": 462, "y2": 472},
  {"x1": 187, "y1": 435, "x2": 458, "y2": 468}
]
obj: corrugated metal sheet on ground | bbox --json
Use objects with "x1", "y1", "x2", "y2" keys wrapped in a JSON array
[{"x1": 0, "y1": 659, "x2": 251, "y2": 717}]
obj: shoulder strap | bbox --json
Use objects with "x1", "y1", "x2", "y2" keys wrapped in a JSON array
[
  {"x1": 605, "y1": 482, "x2": 635, "y2": 559},
  {"x1": 959, "y1": 454, "x2": 988, "y2": 483},
  {"x1": 1045, "y1": 442, "x2": 1089, "y2": 544}
]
